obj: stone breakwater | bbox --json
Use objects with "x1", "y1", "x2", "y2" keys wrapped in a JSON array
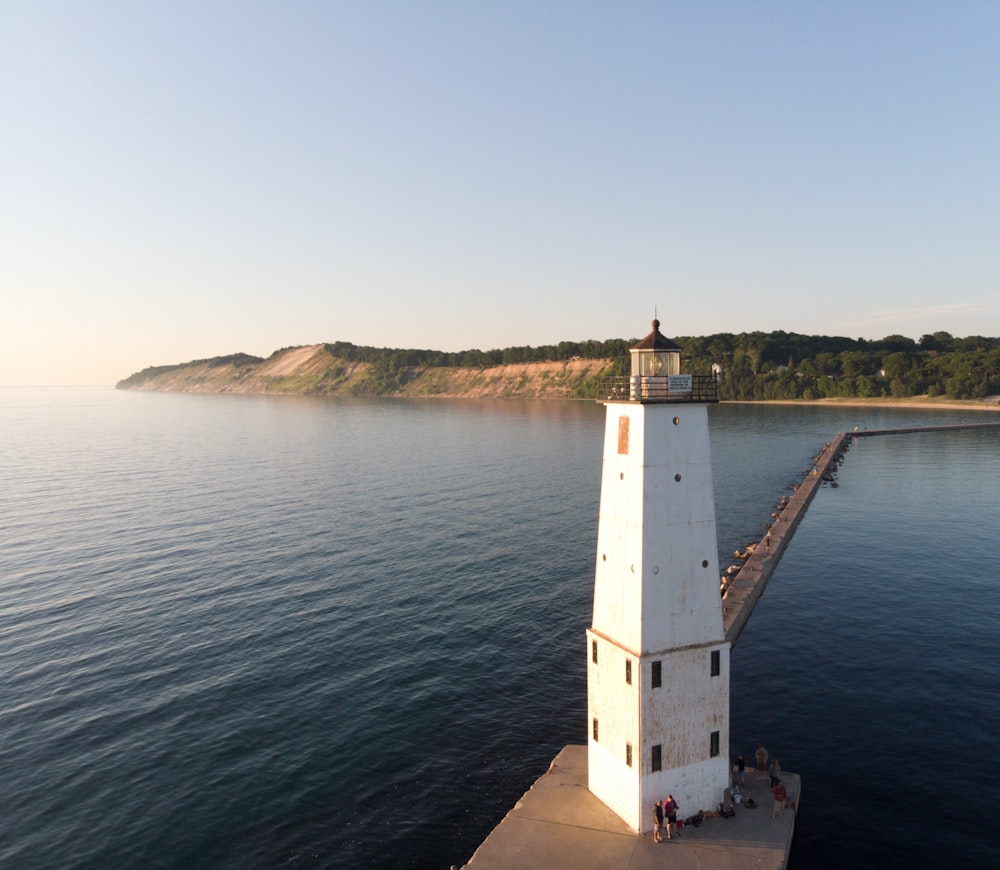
[{"x1": 720, "y1": 422, "x2": 1000, "y2": 645}]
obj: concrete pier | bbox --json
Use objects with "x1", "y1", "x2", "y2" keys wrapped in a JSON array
[
  {"x1": 722, "y1": 431, "x2": 850, "y2": 644},
  {"x1": 722, "y1": 420, "x2": 1000, "y2": 645},
  {"x1": 854, "y1": 421, "x2": 1000, "y2": 437},
  {"x1": 463, "y1": 745, "x2": 799, "y2": 870}
]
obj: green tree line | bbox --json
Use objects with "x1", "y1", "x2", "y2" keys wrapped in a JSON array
[
  {"x1": 675, "y1": 330, "x2": 1000, "y2": 400},
  {"x1": 324, "y1": 338, "x2": 632, "y2": 368}
]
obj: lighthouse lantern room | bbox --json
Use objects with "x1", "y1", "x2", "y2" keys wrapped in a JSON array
[{"x1": 586, "y1": 318, "x2": 730, "y2": 832}]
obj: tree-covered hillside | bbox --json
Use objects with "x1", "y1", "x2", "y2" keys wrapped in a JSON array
[
  {"x1": 674, "y1": 330, "x2": 999, "y2": 401},
  {"x1": 117, "y1": 331, "x2": 1000, "y2": 401},
  {"x1": 325, "y1": 331, "x2": 1000, "y2": 400}
]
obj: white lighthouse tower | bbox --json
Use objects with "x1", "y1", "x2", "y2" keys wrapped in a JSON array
[{"x1": 586, "y1": 319, "x2": 730, "y2": 832}]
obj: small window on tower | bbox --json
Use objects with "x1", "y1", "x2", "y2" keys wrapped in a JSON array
[
  {"x1": 626, "y1": 742, "x2": 633, "y2": 767},
  {"x1": 593, "y1": 718, "x2": 599, "y2": 741},
  {"x1": 711, "y1": 650, "x2": 721, "y2": 676},
  {"x1": 617, "y1": 416, "x2": 630, "y2": 454},
  {"x1": 710, "y1": 730, "x2": 720, "y2": 757},
  {"x1": 652, "y1": 660, "x2": 662, "y2": 688},
  {"x1": 652, "y1": 744, "x2": 662, "y2": 771},
  {"x1": 592, "y1": 640, "x2": 598, "y2": 664},
  {"x1": 625, "y1": 660, "x2": 632, "y2": 684}
]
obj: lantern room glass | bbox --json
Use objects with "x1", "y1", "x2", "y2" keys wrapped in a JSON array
[{"x1": 631, "y1": 349, "x2": 681, "y2": 378}]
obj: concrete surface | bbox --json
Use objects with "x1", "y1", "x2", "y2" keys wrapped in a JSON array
[{"x1": 463, "y1": 745, "x2": 798, "y2": 870}]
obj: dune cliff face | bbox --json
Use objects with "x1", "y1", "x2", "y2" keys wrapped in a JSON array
[{"x1": 117, "y1": 344, "x2": 615, "y2": 399}]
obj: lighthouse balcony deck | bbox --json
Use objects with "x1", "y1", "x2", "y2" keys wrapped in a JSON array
[{"x1": 598, "y1": 374, "x2": 718, "y2": 403}]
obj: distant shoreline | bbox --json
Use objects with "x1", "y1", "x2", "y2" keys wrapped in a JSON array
[{"x1": 723, "y1": 397, "x2": 1000, "y2": 413}]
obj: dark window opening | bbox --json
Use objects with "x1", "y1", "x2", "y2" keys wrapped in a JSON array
[
  {"x1": 710, "y1": 730, "x2": 720, "y2": 757},
  {"x1": 626, "y1": 742, "x2": 633, "y2": 767},
  {"x1": 625, "y1": 659, "x2": 632, "y2": 684},
  {"x1": 652, "y1": 660, "x2": 662, "y2": 688},
  {"x1": 592, "y1": 640, "x2": 598, "y2": 664},
  {"x1": 711, "y1": 650, "x2": 720, "y2": 676},
  {"x1": 652, "y1": 744, "x2": 662, "y2": 771},
  {"x1": 593, "y1": 718, "x2": 599, "y2": 741}
]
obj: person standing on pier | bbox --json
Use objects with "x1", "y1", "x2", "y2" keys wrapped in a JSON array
[
  {"x1": 653, "y1": 800, "x2": 664, "y2": 842},
  {"x1": 755, "y1": 744, "x2": 768, "y2": 777},
  {"x1": 769, "y1": 757, "x2": 781, "y2": 787},
  {"x1": 737, "y1": 754, "x2": 746, "y2": 785},
  {"x1": 664, "y1": 795, "x2": 679, "y2": 839}
]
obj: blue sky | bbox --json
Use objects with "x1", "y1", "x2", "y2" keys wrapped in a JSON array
[{"x1": 2, "y1": 1, "x2": 998, "y2": 385}]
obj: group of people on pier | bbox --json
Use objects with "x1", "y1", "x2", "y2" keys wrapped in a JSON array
[
  {"x1": 732, "y1": 744, "x2": 793, "y2": 818},
  {"x1": 651, "y1": 743, "x2": 794, "y2": 843},
  {"x1": 651, "y1": 795, "x2": 680, "y2": 843}
]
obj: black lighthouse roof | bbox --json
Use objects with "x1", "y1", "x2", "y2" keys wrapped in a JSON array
[{"x1": 632, "y1": 319, "x2": 681, "y2": 351}]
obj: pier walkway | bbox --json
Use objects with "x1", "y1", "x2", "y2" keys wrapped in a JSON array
[
  {"x1": 722, "y1": 420, "x2": 1000, "y2": 645},
  {"x1": 722, "y1": 431, "x2": 849, "y2": 644}
]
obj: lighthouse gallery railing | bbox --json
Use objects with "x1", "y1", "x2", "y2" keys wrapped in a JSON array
[{"x1": 597, "y1": 374, "x2": 718, "y2": 403}]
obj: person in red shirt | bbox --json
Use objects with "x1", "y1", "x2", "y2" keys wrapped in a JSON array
[
  {"x1": 772, "y1": 780, "x2": 787, "y2": 818},
  {"x1": 664, "y1": 795, "x2": 679, "y2": 838}
]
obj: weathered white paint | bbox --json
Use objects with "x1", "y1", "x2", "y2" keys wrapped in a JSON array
[{"x1": 587, "y1": 401, "x2": 730, "y2": 832}]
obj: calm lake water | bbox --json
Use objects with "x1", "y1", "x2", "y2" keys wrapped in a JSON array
[{"x1": 1, "y1": 388, "x2": 997, "y2": 868}]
